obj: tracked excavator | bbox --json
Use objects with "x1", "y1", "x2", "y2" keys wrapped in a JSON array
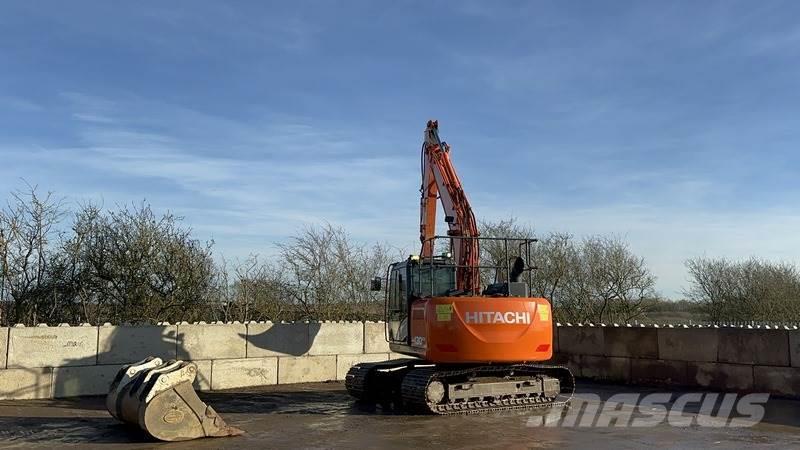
[
  {"x1": 345, "y1": 120, "x2": 574, "y2": 414},
  {"x1": 104, "y1": 120, "x2": 573, "y2": 442}
]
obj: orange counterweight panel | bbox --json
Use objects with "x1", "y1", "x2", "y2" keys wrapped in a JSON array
[{"x1": 409, "y1": 296, "x2": 554, "y2": 364}]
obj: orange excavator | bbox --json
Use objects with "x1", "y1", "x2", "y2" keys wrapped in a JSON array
[{"x1": 346, "y1": 120, "x2": 574, "y2": 413}]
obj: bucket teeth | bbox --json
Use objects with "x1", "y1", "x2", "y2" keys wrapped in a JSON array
[{"x1": 106, "y1": 357, "x2": 243, "y2": 442}]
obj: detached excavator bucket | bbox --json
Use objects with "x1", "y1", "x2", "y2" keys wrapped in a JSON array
[{"x1": 106, "y1": 357, "x2": 243, "y2": 442}]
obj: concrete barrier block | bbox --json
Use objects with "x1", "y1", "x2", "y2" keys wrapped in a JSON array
[
  {"x1": 604, "y1": 327, "x2": 658, "y2": 359},
  {"x1": 53, "y1": 364, "x2": 123, "y2": 398},
  {"x1": 718, "y1": 329, "x2": 789, "y2": 366},
  {"x1": 0, "y1": 367, "x2": 53, "y2": 400},
  {"x1": 558, "y1": 327, "x2": 604, "y2": 356},
  {"x1": 211, "y1": 357, "x2": 278, "y2": 390},
  {"x1": 1, "y1": 327, "x2": 7, "y2": 369},
  {"x1": 790, "y1": 331, "x2": 800, "y2": 368},
  {"x1": 192, "y1": 360, "x2": 212, "y2": 391},
  {"x1": 278, "y1": 355, "x2": 336, "y2": 384},
  {"x1": 98, "y1": 325, "x2": 177, "y2": 364},
  {"x1": 247, "y1": 322, "x2": 311, "y2": 357},
  {"x1": 308, "y1": 322, "x2": 363, "y2": 356},
  {"x1": 336, "y1": 353, "x2": 390, "y2": 380},
  {"x1": 688, "y1": 362, "x2": 753, "y2": 391},
  {"x1": 754, "y1": 366, "x2": 800, "y2": 397},
  {"x1": 631, "y1": 359, "x2": 688, "y2": 385},
  {"x1": 580, "y1": 355, "x2": 630, "y2": 382},
  {"x1": 658, "y1": 328, "x2": 718, "y2": 362},
  {"x1": 177, "y1": 323, "x2": 246, "y2": 361},
  {"x1": 364, "y1": 322, "x2": 389, "y2": 354},
  {"x1": 8, "y1": 326, "x2": 98, "y2": 368}
]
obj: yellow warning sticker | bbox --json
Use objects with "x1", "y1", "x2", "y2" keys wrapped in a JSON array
[
  {"x1": 538, "y1": 304, "x2": 551, "y2": 322},
  {"x1": 436, "y1": 304, "x2": 453, "y2": 321}
]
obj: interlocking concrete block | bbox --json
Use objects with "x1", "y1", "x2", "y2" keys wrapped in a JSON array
[
  {"x1": 0, "y1": 367, "x2": 53, "y2": 400},
  {"x1": 97, "y1": 325, "x2": 177, "y2": 364},
  {"x1": 1, "y1": 327, "x2": 8, "y2": 369},
  {"x1": 688, "y1": 362, "x2": 753, "y2": 391},
  {"x1": 177, "y1": 323, "x2": 246, "y2": 361},
  {"x1": 192, "y1": 360, "x2": 212, "y2": 391},
  {"x1": 336, "y1": 353, "x2": 390, "y2": 380},
  {"x1": 658, "y1": 328, "x2": 718, "y2": 362},
  {"x1": 790, "y1": 331, "x2": 800, "y2": 368},
  {"x1": 211, "y1": 357, "x2": 278, "y2": 390},
  {"x1": 8, "y1": 326, "x2": 98, "y2": 368},
  {"x1": 53, "y1": 364, "x2": 123, "y2": 398},
  {"x1": 753, "y1": 366, "x2": 800, "y2": 397},
  {"x1": 278, "y1": 355, "x2": 336, "y2": 384},
  {"x1": 631, "y1": 359, "x2": 688, "y2": 386},
  {"x1": 604, "y1": 327, "x2": 658, "y2": 359},
  {"x1": 718, "y1": 329, "x2": 789, "y2": 366},
  {"x1": 364, "y1": 322, "x2": 390, "y2": 354},
  {"x1": 308, "y1": 322, "x2": 363, "y2": 356},
  {"x1": 558, "y1": 327, "x2": 604, "y2": 356},
  {"x1": 580, "y1": 355, "x2": 630, "y2": 382},
  {"x1": 247, "y1": 322, "x2": 311, "y2": 357}
]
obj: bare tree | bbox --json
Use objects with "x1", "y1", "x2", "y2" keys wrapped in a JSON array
[
  {"x1": 685, "y1": 257, "x2": 800, "y2": 322},
  {"x1": 0, "y1": 184, "x2": 65, "y2": 325},
  {"x1": 275, "y1": 223, "x2": 391, "y2": 321},
  {"x1": 479, "y1": 218, "x2": 657, "y2": 323}
]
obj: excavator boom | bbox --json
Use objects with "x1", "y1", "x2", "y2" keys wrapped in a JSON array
[{"x1": 419, "y1": 120, "x2": 480, "y2": 293}]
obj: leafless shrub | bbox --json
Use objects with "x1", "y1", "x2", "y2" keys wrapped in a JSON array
[
  {"x1": 275, "y1": 223, "x2": 391, "y2": 321},
  {"x1": 685, "y1": 257, "x2": 800, "y2": 322},
  {"x1": 480, "y1": 219, "x2": 658, "y2": 323},
  {"x1": 0, "y1": 184, "x2": 65, "y2": 325}
]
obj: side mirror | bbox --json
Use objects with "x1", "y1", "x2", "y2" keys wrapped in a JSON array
[{"x1": 370, "y1": 277, "x2": 382, "y2": 291}]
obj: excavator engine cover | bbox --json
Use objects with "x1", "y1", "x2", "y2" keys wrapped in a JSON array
[{"x1": 106, "y1": 357, "x2": 243, "y2": 442}]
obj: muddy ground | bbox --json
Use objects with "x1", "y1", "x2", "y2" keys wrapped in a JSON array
[{"x1": 0, "y1": 381, "x2": 798, "y2": 449}]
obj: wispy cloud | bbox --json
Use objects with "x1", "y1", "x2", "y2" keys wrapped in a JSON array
[
  {"x1": 3, "y1": 2, "x2": 800, "y2": 297},
  {"x1": 1, "y1": 92, "x2": 419, "y2": 255}
]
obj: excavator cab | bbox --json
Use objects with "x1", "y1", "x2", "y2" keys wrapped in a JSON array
[
  {"x1": 385, "y1": 254, "x2": 457, "y2": 345},
  {"x1": 383, "y1": 235, "x2": 541, "y2": 354}
]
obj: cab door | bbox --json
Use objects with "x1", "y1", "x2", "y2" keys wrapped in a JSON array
[{"x1": 385, "y1": 263, "x2": 409, "y2": 344}]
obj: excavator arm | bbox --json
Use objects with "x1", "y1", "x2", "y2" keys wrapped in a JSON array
[{"x1": 419, "y1": 120, "x2": 480, "y2": 293}]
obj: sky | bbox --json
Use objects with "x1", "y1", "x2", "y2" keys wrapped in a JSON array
[{"x1": 2, "y1": 1, "x2": 800, "y2": 298}]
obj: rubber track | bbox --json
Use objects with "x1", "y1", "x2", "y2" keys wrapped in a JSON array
[{"x1": 400, "y1": 364, "x2": 575, "y2": 415}]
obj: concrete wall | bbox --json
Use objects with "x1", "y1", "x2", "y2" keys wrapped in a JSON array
[
  {"x1": 2, "y1": 321, "x2": 799, "y2": 400},
  {"x1": 0, "y1": 320, "x2": 392, "y2": 400},
  {"x1": 554, "y1": 324, "x2": 800, "y2": 398}
]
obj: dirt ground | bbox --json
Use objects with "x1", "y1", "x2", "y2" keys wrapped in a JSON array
[{"x1": 0, "y1": 381, "x2": 798, "y2": 449}]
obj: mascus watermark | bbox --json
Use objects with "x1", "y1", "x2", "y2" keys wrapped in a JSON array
[{"x1": 527, "y1": 393, "x2": 770, "y2": 428}]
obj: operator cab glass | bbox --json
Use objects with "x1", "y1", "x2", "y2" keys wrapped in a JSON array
[
  {"x1": 411, "y1": 260, "x2": 456, "y2": 298},
  {"x1": 386, "y1": 256, "x2": 457, "y2": 344}
]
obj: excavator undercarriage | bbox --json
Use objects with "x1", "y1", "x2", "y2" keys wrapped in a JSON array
[{"x1": 346, "y1": 359, "x2": 574, "y2": 414}]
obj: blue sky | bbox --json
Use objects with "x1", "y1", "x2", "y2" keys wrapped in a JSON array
[{"x1": 2, "y1": 1, "x2": 800, "y2": 297}]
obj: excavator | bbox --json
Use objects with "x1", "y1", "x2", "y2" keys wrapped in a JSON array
[
  {"x1": 103, "y1": 120, "x2": 573, "y2": 441},
  {"x1": 345, "y1": 120, "x2": 574, "y2": 413}
]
